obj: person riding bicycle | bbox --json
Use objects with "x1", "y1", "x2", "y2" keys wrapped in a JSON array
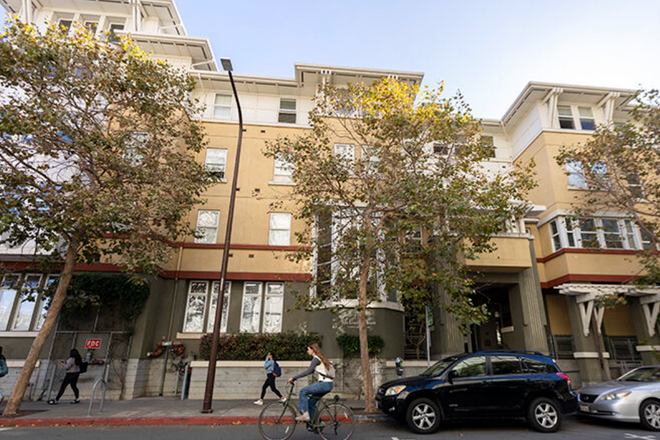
[{"x1": 288, "y1": 342, "x2": 334, "y2": 422}]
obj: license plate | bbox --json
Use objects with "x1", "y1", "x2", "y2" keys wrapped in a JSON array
[{"x1": 579, "y1": 404, "x2": 589, "y2": 412}]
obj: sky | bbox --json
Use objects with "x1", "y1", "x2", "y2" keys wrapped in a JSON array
[{"x1": 176, "y1": 0, "x2": 660, "y2": 119}]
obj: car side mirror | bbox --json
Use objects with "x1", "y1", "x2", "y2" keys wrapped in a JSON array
[{"x1": 447, "y1": 370, "x2": 458, "y2": 384}]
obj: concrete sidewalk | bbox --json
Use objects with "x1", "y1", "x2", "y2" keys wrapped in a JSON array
[{"x1": 0, "y1": 397, "x2": 388, "y2": 427}]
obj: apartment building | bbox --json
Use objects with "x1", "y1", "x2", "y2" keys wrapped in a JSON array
[{"x1": 0, "y1": 0, "x2": 652, "y2": 399}]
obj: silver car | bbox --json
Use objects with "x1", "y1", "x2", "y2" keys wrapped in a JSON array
[{"x1": 578, "y1": 366, "x2": 660, "y2": 431}]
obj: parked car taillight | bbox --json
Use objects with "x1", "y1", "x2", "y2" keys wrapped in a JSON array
[{"x1": 557, "y1": 372, "x2": 571, "y2": 383}]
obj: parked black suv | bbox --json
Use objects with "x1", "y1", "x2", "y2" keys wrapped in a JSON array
[{"x1": 375, "y1": 350, "x2": 577, "y2": 434}]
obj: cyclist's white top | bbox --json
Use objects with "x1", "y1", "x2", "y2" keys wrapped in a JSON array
[{"x1": 314, "y1": 356, "x2": 334, "y2": 383}]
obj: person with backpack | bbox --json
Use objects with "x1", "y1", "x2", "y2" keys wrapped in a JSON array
[
  {"x1": 288, "y1": 342, "x2": 334, "y2": 422},
  {"x1": 48, "y1": 348, "x2": 83, "y2": 404},
  {"x1": 0, "y1": 346, "x2": 8, "y2": 403},
  {"x1": 254, "y1": 352, "x2": 285, "y2": 405}
]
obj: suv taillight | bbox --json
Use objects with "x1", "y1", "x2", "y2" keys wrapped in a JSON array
[{"x1": 556, "y1": 372, "x2": 571, "y2": 382}]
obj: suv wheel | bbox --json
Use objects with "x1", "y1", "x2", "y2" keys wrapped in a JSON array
[
  {"x1": 405, "y1": 398, "x2": 441, "y2": 434},
  {"x1": 640, "y1": 399, "x2": 660, "y2": 431},
  {"x1": 527, "y1": 397, "x2": 562, "y2": 433}
]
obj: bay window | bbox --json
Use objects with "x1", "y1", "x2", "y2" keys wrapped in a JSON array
[{"x1": 548, "y1": 216, "x2": 646, "y2": 251}]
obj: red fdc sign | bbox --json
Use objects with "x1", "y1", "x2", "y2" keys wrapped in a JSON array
[{"x1": 85, "y1": 338, "x2": 102, "y2": 350}]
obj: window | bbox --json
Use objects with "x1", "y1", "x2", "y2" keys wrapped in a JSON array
[
  {"x1": 240, "y1": 282, "x2": 263, "y2": 333},
  {"x1": 269, "y1": 213, "x2": 292, "y2": 246},
  {"x1": 194, "y1": 210, "x2": 220, "y2": 244},
  {"x1": 549, "y1": 216, "x2": 650, "y2": 251},
  {"x1": 641, "y1": 228, "x2": 658, "y2": 251},
  {"x1": 36, "y1": 276, "x2": 58, "y2": 330},
  {"x1": 491, "y1": 356, "x2": 523, "y2": 375},
  {"x1": 334, "y1": 144, "x2": 355, "y2": 167},
  {"x1": 450, "y1": 356, "x2": 487, "y2": 378},
  {"x1": 566, "y1": 160, "x2": 587, "y2": 188},
  {"x1": 549, "y1": 219, "x2": 562, "y2": 252},
  {"x1": 523, "y1": 358, "x2": 556, "y2": 373},
  {"x1": 481, "y1": 135, "x2": 496, "y2": 158},
  {"x1": 206, "y1": 281, "x2": 231, "y2": 333},
  {"x1": 84, "y1": 21, "x2": 98, "y2": 35},
  {"x1": 125, "y1": 132, "x2": 148, "y2": 165},
  {"x1": 13, "y1": 274, "x2": 42, "y2": 331},
  {"x1": 182, "y1": 280, "x2": 231, "y2": 333},
  {"x1": 205, "y1": 149, "x2": 227, "y2": 179},
  {"x1": 213, "y1": 94, "x2": 232, "y2": 119},
  {"x1": 278, "y1": 99, "x2": 297, "y2": 124},
  {"x1": 273, "y1": 155, "x2": 294, "y2": 183},
  {"x1": 182, "y1": 281, "x2": 208, "y2": 333},
  {"x1": 263, "y1": 283, "x2": 284, "y2": 333},
  {"x1": 58, "y1": 19, "x2": 73, "y2": 33},
  {"x1": 557, "y1": 105, "x2": 575, "y2": 129},
  {"x1": 0, "y1": 275, "x2": 19, "y2": 331},
  {"x1": 108, "y1": 23, "x2": 125, "y2": 42},
  {"x1": 361, "y1": 145, "x2": 380, "y2": 169},
  {"x1": 626, "y1": 173, "x2": 645, "y2": 199},
  {"x1": 578, "y1": 107, "x2": 595, "y2": 130},
  {"x1": 433, "y1": 143, "x2": 450, "y2": 155}
]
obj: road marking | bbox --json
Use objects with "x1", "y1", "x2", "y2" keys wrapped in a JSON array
[
  {"x1": 624, "y1": 434, "x2": 656, "y2": 440},
  {"x1": 0, "y1": 428, "x2": 13, "y2": 432},
  {"x1": 392, "y1": 437, "x2": 416, "y2": 440}
]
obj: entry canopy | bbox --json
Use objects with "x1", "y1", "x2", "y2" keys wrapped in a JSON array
[{"x1": 556, "y1": 284, "x2": 660, "y2": 338}]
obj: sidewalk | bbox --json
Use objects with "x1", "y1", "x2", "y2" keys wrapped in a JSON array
[{"x1": 0, "y1": 397, "x2": 389, "y2": 427}]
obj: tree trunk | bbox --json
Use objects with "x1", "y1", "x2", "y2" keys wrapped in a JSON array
[
  {"x1": 3, "y1": 235, "x2": 79, "y2": 416},
  {"x1": 357, "y1": 243, "x2": 375, "y2": 412},
  {"x1": 590, "y1": 311, "x2": 611, "y2": 381}
]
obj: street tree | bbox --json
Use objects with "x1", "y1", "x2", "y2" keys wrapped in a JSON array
[
  {"x1": 265, "y1": 78, "x2": 535, "y2": 411},
  {"x1": 0, "y1": 20, "x2": 209, "y2": 415},
  {"x1": 557, "y1": 90, "x2": 660, "y2": 283}
]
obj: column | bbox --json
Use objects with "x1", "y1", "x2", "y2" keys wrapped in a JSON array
[{"x1": 628, "y1": 295, "x2": 660, "y2": 365}]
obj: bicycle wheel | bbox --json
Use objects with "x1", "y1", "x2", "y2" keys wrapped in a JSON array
[
  {"x1": 317, "y1": 401, "x2": 355, "y2": 440},
  {"x1": 258, "y1": 401, "x2": 297, "y2": 440}
]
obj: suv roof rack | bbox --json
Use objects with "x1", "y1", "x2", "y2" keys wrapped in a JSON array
[{"x1": 474, "y1": 350, "x2": 547, "y2": 356}]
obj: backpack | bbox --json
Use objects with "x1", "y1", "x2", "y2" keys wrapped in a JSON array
[
  {"x1": 272, "y1": 361, "x2": 282, "y2": 377},
  {"x1": 79, "y1": 361, "x2": 88, "y2": 374},
  {"x1": 319, "y1": 361, "x2": 335, "y2": 380},
  {"x1": 0, "y1": 359, "x2": 7, "y2": 378}
]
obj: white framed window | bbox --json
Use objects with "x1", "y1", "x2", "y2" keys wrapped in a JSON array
[
  {"x1": 0, "y1": 274, "x2": 20, "y2": 331},
  {"x1": 549, "y1": 216, "x2": 649, "y2": 251},
  {"x1": 557, "y1": 105, "x2": 575, "y2": 129},
  {"x1": 566, "y1": 160, "x2": 587, "y2": 188},
  {"x1": 640, "y1": 228, "x2": 658, "y2": 251},
  {"x1": 13, "y1": 274, "x2": 42, "y2": 331},
  {"x1": 205, "y1": 148, "x2": 227, "y2": 179},
  {"x1": 263, "y1": 283, "x2": 284, "y2": 333},
  {"x1": 240, "y1": 282, "x2": 263, "y2": 333},
  {"x1": 213, "y1": 93, "x2": 232, "y2": 119},
  {"x1": 108, "y1": 22, "x2": 125, "y2": 42},
  {"x1": 626, "y1": 173, "x2": 645, "y2": 199},
  {"x1": 361, "y1": 145, "x2": 380, "y2": 169},
  {"x1": 578, "y1": 107, "x2": 595, "y2": 130},
  {"x1": 278, "y1": 98, "x2": 297, "y2": 124},
  {"x1": 194, "y1": 210, "x2": 220, "y2": 244},
  {"x1": 182, "y1": 281, "x2": 208, "y2": 333},
  {"x1": 269, "y1": 213, "x2": 292, "y2": 246},
  {"x1": 58, "y1": 19, "x2": 74, "y2": 33},
  {"x1": 481, "y1": 135, "x2": 496, "y2": 158},
  {"x1": 273, "y1": 155, "x2": 294, "y2": 183},
  {"x1": 334, "y1": 144, "x2": 355, "y2": 167},
  {"x1": 206, "y1": 281, "x2": 231, "y2": 333}
]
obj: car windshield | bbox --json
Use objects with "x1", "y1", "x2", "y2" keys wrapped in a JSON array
[
  {"x1": 420, "y1": 356, "x2": 460, "y2": 377},
  {"x1": 618, "y1": 367, "x2": 660, "y2": 382}
]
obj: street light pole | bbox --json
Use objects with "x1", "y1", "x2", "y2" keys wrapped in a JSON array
[{"x1": 202, "y1": 58, "x2": 243, "y2": 413}]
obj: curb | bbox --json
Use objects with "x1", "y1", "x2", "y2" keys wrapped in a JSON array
[{"x1": 0, "y1": 414, "x2": 389, "y2": 428}]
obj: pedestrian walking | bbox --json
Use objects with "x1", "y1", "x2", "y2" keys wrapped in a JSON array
[
  {"x1": 48, "y1": 348, "x2": 83, "y2": 404},
  {"x1": 0, "y1": 346, "x2": 8, "y2": 403},
  {"x1": 254, "y1": 352, "x2": 285, "y2": 405}
]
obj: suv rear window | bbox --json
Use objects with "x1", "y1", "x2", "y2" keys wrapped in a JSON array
[
  {"x1": 522, "y1": 358, "x2": 557, "y2": 373},
  {"x1": 491, "y1": 356, "x2": 523, "y2": 375}
]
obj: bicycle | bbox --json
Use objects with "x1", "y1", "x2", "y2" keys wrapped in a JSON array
[{"x1": 257, "y1": 382, "x2": 355, "y2": 440}]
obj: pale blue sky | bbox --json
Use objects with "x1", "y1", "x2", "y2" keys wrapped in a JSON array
[{"x1": 177, "y1": 0, "x2": 660, "y2": 119}]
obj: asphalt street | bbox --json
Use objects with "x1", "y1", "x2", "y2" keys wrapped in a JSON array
[{"x1": 0, "y1": 417, "x2": 659, "y2": 440}]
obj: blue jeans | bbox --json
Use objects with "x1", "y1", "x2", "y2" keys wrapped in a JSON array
[{"x1": 298, "y1": 381, "x2": 333, "y2": 420}]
